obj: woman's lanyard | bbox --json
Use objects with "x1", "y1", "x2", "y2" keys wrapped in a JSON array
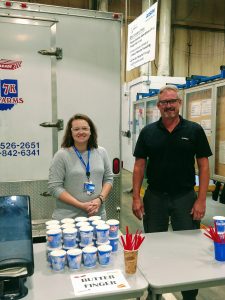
[{"x1": 73, "y1": 146, "x2": 90, "y2": 181}]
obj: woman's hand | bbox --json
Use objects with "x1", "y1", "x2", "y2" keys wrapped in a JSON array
[{"x1": 82, "y1": 198, "x2": 101, "y2": 216}]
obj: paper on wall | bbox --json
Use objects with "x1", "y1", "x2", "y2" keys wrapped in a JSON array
[
  {"x1": 190, "y1": 101, "x2": 201, "y2": 117},
  {"x1": 201, "y1": 99, "x2": 212, "y2": 115}
]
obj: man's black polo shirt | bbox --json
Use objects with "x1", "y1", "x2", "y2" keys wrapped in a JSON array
[{"x1": 133, "y1": 116, "x2": 212, "y2": 195}]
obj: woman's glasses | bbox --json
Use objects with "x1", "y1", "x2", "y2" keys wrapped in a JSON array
[{"x1": 71, "y1": 127, "x2": 90, "y2": 133}]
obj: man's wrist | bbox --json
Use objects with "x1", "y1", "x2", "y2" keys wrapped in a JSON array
[{"x1": 133, "y1": 196, "x2": 141, "y2": 202}]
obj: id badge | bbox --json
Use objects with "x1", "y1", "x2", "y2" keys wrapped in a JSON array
[{"x1": 83, "y1": 182, "x2": 95, "y2": 195}]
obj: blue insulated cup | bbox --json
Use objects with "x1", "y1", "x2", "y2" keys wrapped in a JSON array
[{"x1": 214, "y1": 242, "x2": 225, "y2": 261}]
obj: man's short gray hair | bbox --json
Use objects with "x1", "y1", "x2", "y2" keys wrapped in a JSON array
[{"x1": 158, "y1": 84, "x2": 180, "y2": 100}]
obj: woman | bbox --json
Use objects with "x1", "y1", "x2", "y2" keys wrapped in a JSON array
[{"x1": 48, "y1": 113, "x2": 113, "y2": 220}]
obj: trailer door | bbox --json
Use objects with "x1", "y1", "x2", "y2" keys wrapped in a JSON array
[{"x1": 0, "y1": 18, "x2": 57, "y2": 234}]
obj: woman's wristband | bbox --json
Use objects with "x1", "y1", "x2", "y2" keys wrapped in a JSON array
[{"x1": 98, "y1": 194, "x2": 104, "y2": 205}]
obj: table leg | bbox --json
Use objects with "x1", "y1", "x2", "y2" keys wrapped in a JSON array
[
  {"x1": 220, "y1": 184, "x2": 225, "y2": 204},
  {"x1": 151, "y1": 292, "x2": 162, "y2": 300},
  {"x1": 147, "y1": 289, "x2": 162, "y2": 300}
]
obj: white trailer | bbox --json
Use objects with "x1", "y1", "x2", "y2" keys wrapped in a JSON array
[{"x1": 0, "y1": 1, "x2": 122, "y2": 237}]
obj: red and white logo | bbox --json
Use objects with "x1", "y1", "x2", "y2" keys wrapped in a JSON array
[{"x1": 0, "y1": 59, "x2": 22, "y2": 70}]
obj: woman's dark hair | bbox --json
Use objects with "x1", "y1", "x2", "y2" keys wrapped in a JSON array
[{"x1": 61, "y1": 114, "x2": 98, "y2": 149}]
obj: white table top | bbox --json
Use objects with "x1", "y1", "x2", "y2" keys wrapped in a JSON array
[
  {"x1": 138, "y1": 229, "x2": 225, "y2": 294},
  {"x1": 24, "y1": 243, "x2": 148, "y2": 300}
]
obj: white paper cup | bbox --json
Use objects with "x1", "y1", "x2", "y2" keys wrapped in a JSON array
[
  {"x1": 96, "y1": 224, "x2": 110, "y2": 243},
  {"x1": 50, "y1": 249, "x2": 66, "y2": 271},
  {"x1": 45, "y1": 220, "x2": 60, "y2": 227},
  {"x1": 46, "y1": 229, "x2": 62, "y2": 248},
  {"x1": 74, "y1": 216, "x2": 88, "y2": 223},
  {"x1": 80, "y1": 225, "x2": 94, "y2": 246},
  {"x1": 98, "y1": 244, "x2": 112, "y2": 266},
  {"x1": 82, "y1": 246, "x2": 97, "y2": 268},
  {"x1": 67, "y1": 248, "x2": 82, "y2": 270},
  {"x1": 63, "y1": 228, "x2": 77, "y2": 248},
  {"x1": 106, "y1": 219, "x2": 120, "y2": 238},
  {"x1": 61, "y1": 218, "x2": 75, "y2": 224},
  {"x1": 213, "y1": 216, "x2": 225, "y2": 234}
]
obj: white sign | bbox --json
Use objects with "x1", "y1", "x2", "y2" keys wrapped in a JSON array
[
  {"x1": 190, "y1": 101, "x2": 201, "y2": 117},
  {"x1": 201, "y1": 99, "x2": 212, "y2": 115},
  {"x1": 127, "y1": 2, "x2": 158, "y2": 71},
  {"x1": 71, "y1": 269, "x2": 130, "y2": 296}
]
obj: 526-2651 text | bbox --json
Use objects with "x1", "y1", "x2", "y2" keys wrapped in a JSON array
[{"x1": 0, "y1": 142, "x2": 40, "y2": 157}]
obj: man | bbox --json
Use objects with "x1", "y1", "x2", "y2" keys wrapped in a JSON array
[{"x1": 132, "y1": 85, "x2": 212, "y2": 300}]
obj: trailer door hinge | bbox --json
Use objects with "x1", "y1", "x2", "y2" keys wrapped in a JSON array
[
  {"x1": 39, "y1": 119, "x2": 64, "y2": 131},
  {"x1": 121, "y1": 130, "x2": 131, "y2": 138},
  {"x1": 38, "y1": 47, "x2": 63, "y2": 60}
]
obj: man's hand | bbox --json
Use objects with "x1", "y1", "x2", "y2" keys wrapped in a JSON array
[
  {"x1": 132, "y1": 197, "x2": 144, "y2": 220},
  {"x1": 191, "y1": 198, "x2": 206, "y2": 220}
]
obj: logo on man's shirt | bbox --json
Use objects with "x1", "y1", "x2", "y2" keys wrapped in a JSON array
[{"x1": 181, "y1": 137, "x2": 189, "y2": 141}]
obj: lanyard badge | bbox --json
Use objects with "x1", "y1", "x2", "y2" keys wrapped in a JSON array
[
  {"x1": 83, "y1": 182, "x2": 95, "y2": 195},
  {"x1": 73, "y1": 146, "x2": 95, "y2": 195}
]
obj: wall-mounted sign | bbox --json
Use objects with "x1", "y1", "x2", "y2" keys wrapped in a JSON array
[{"x1": 127, "y1": 2, "x2": 158, "y2": 71}]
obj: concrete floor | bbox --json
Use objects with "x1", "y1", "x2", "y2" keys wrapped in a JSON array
[{"x1": 120, "y1": 169, "x2": 225, "y2": 300}]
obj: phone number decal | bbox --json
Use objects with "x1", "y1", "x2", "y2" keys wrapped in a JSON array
[{"x1": 0, "y1": 142, "x2": 40, "y2": 157}]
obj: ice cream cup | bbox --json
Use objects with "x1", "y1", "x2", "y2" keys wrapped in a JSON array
[
  {"x1": 61, "y1": 218, "x2": 75, "y2": 224},
  {"x1": 67, "y1": 248, "x2": 82, "y2": 270},
  {"x1": 79, "y1": 225, "x2": 94, "y2": 246},
  {"x1": 98, "y1": 244, "x2": 112, "y2": 266},
  {"x1": 106, "y1": 219, "x2": 120, "y2": 238},
  {"x1": 50, "y1": 249, "x2": 66, "y2": 271},
  {"x1": 109, "y1": 237, "x2": 119, "y2": 252},
  {"x1": 45, "y1": 220, "x2": 60, "y2": 227},
  {"x1": 46, "y1": 229, "x2": 62, "y2": 248},
  {"x1": 74, "y1": 216, "x2": 88, "y2": 223},
  {"x1": 96, "y1": 224, "x2": 110, "y2": 243},
  {"x1": 82, "y1": 246, "x2": 97, "y2": 268},
  {"x1": 63, "y1": 227, "x2": 77, "y2": 248}
]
